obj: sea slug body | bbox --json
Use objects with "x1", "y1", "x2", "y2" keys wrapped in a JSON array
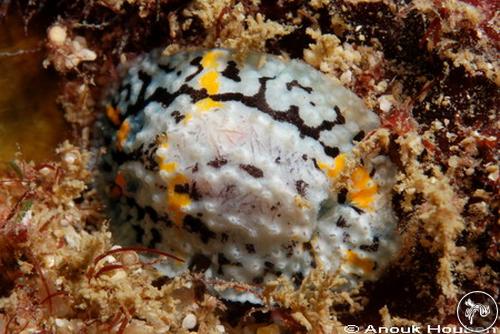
[{"x1": 99, "y1": 49, "x2": 399, "y2": 294}]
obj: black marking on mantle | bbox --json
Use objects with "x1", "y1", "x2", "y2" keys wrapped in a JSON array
[
  {"x1": 295, "y1": 180, "x2": 308, "y2": 196},
  {"x1": 286, "y1": 80, "x2": 312, "y2": 94},
  {"x1": 183, "y1": 214, "x2": 216, "y2": 244},
  {"x1": 360, "y1": 236, "x2": 380, "y2": 252},
  {"x1": 207, "y1": 157, "x2": 228, "y2": 168},
  {"x1": 221, "y1": 60, "x2": 241, "y2": 82},
  {"x1": 124, "y1": 71, "x2": 153, "y2": 118},
  {"x1": 140, "y1": 76, "x2": 349, "y2": 158},
  {"x1": 239, "y1": 164, "x2": 264, "y2": 178},
  {"x1": 185, "y1": 56, "x2": 204, "y2": 82}
]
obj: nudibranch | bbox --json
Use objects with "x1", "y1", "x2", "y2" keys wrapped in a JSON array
[{"x1": 99, "y1": 49, "x2": 399, "y2": 295}]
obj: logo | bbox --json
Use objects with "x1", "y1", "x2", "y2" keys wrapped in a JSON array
[
  {"x1": 344, "y1": 325, "x2": 359, "y2": 333},
  {"x1": 465, "y1": 299, "x2": 491, "y2": 325},
  {"x1": 457, "y1": 291, "x2": 498, "y2": 333}
]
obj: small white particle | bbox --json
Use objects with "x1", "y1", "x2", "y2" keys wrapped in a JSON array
[
  {"x1": 378, "y1": 95, "x2": 393, "y2": 112},
  {"x1": 340, "y1": 70, "x2": 352, "y2": 84},
  {"x1": 120, "y1": 54, "x2": 128, "y2": 64},
  {"x1": 39, "y1": 167, "x2": 52, "y2": 176},
  {"x1": 54, "y1": 318, "x2": 67, "y2": 327},
  {"x1": 48, "y1": 25, "x2": 67, "y2": 46},
  {"x1": 102, "y1": 255, "x2": 117, "y2": 264},
  {"x1": 80, "y1": 48, "x2": 97, "y2": 61},
  {"x1": 45, "y1": 256, "x2": 56, "y2": 268},
  {"x1": 110, "y1": 270, "x2": 127, "y2": 281},
  {"x1": 20, "y1": 210, "x2": 32, "y2": 226},
  {"x1": 182, "y1": 313, "x2": 197, "y2": 329},
  {"x1": 64, "y1": 153, "x2": 77, "y2": 164},
  {"x1": 63, "y1": 228, "x2": 81, "y2": 249},
  {"x1": 71, "y1": 39, "x2": 83, "y2": 51}
]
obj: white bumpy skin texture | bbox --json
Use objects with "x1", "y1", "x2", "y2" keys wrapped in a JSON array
[{"x1": 99, "y1": 49, "x2": 399, "y2": 288}]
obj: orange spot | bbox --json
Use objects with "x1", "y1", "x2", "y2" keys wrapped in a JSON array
[
  {"x1": 160, "y1": 161, "x2": 177, "y2": 173},
  {"x1": 318, "y1": 153, "x2": 346, "y2": 179},
  {"x1": 349, "y1": 166, "x2": 377, "y2": 210},
  {"x1": 155, "y1": 140, "x2": 191, "y2": 224},
  {"x1": 201, "y1": 50, "x2": 222, "y2": 69},
  {"x1": 166, "y1": 173, "x2": 192, "y2": 225},
  {"x1": 319, "y1": 153, "x2": 379, "y2": 210},
  {"x1": 182, "y1": 112, "x2": 193, "y2": 124},
  {"x1": 116, "y1": 119, "x2": 130, "y2": 150},
  {"x1": 349, "y1": 186, "x2": 378, "y2": 210},
  {"x1": 114, "y1": 173, "x2": 127, "y2": 189},
  {"x1": 294, "y1": 195, "x2": 311, "y2": 209},
  {"x1": 351, "y1": 166, "x2": 371, "y2": 188},
  {"x1": 156, "y1": 140, "x2": 178, "y2": 173},
  {"x1": 111, "y1": 172, "x2": 127, "y2": 197},
  {"x1": 346, "y1": 250, "x2": 374, "y2": 273},
  {"x1": 106, "y1": 105, "x2": 121, "y2": 126},
  {"x1": 195, "y1": 98, "x2": 223, "y2": 112},
  {"x1": 199, "y1": 71, "x2": 219, "y2": 95}
]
